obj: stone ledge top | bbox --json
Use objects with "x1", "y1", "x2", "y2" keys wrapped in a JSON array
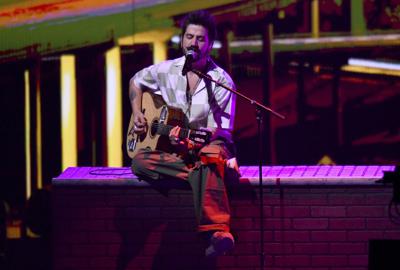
[{"x1": 52, "y1": 165, "x2": 395, "y2": 187}]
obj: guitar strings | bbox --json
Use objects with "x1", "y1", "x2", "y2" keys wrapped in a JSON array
[{"x1": 150, "y1": 122, "x2": 190, "y2": 137}]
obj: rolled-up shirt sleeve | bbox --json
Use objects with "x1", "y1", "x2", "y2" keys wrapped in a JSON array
[{"x1": 132, "y1": 64, "x2": 160, "y2": 93}]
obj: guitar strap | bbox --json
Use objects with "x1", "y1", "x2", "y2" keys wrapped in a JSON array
[
  {"x1": 204, "y1": 78, "x2": 215, "y2": 106},
  {"x1": 204, "y1": 59, "x2": 217, "y2": 106}
]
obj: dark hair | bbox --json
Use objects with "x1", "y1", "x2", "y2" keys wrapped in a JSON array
[{"x1": 180, "y1": 10, "x2": 217, "y2": 43}]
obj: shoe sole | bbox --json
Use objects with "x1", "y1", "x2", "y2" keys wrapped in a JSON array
[{"x1": 205, "y1": 236, "x2": 234, "y2": 257}]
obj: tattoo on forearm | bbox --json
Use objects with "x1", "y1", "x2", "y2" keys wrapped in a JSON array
[{"x1": 129, "y1": 90, "x2": 136, "y2": 102}]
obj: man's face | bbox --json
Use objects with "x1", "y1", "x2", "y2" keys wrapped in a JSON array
[{"x1": 181, "y1": 24, "x2": 213, "y2": 62}]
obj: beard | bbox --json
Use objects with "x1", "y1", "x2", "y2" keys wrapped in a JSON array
[{"x1": 184, "y1": 47, "x2": 210, "y2": 65}]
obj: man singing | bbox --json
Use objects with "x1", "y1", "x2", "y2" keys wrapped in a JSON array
[{"x1": 129, "y1": 10, "x2": 238, "y2": 257}]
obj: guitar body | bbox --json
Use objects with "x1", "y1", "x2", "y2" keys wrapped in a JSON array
[{"x1": 126, "y1": 92, "x2": 188, "y2": 159}]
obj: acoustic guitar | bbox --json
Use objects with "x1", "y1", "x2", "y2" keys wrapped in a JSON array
[{"x1": 126, "y1": 92, "x2": 211, "y2": 158}]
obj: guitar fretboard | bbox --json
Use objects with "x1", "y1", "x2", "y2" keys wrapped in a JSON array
[{"x1": 152, "y1": 122, "x2": 190, "y2": 139}]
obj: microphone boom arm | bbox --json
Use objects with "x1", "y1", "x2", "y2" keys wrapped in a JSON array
[{"x1": 191, "y1": 69, "x2": 285, "y2": 119}]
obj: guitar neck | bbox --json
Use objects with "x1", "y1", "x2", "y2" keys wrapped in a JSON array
[{"x1": 156, "y1": 123, "x2": 190, "y2": 139}]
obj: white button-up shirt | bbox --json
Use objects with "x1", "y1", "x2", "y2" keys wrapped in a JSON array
[{"x1": 132, "y1": 56, "x2": 236, "y2": 138}]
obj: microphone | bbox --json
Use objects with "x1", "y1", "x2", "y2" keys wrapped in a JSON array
[{"x1": 182, "y1": 49, "x2": 196, "y2": 76}]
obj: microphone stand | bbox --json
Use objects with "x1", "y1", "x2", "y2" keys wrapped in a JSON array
[{"x1": 191, "y1": 68, "x2": 285, "y2": 269}]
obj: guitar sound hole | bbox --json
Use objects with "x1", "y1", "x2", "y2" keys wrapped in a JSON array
[{"x1": 150, "y1": 119, "x2": 159, "y2": 138}]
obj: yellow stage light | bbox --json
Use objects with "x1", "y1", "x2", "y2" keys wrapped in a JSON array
[
  {"x1": 24, "y1": 70, "x2": 31, "y2": 200},
  {"x1": 106, "y1": 47, "x2": 123, "y2": 166},
  {"x1": 60, "y1": 55, "x2": 77, "y2": 171}
]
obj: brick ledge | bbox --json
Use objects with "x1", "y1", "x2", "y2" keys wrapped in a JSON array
[{"x1": 52, "y1": 165, "x2": 395, "y2": 186}]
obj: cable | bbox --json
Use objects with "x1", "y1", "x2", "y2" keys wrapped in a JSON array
[{"x1": 89, "y1": 168, "x2": 133, "y2": 176}]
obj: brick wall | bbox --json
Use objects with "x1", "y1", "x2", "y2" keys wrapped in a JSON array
[{"x1": 52, "y1": 181, "x2": 400, "y2": 270}]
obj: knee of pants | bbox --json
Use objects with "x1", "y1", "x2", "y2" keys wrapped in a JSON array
[
  {"x1": 131, "y1": 152, "x2": 149, "y2": 176},
  {"x1": 199, "y1": 144, "x2": 228, "y2": 161},
  {"x1": 131, "y1": 151, "x2": 161, "y2": 180}
]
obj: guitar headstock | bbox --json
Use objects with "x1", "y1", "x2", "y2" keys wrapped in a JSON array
[{"x1": 189, "y1": 129, "x2": 212, "y2": 144}]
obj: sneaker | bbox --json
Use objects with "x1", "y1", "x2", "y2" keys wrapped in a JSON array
[{"x1": 205, "y1": 231, "x2": 235, "y2": 257}]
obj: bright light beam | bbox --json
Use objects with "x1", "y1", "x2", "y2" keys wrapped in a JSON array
[
  {"x1": 61, "y1": 55, "x2": 77, "y2": 171},
  {"x1": 106, "y1": 47, "x2": 123, "y2": 166}
]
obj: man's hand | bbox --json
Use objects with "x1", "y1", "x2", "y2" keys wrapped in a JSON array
[
  {"x1": 132, "y1": 111, "x2": 147, "y2": 134},
  {"x1": 226, "y1": 157, "x2": 240, "y2": 174},
  {"x1": 169, "y1": 126, "x2": 201, "y2": 151},
  {"x1": 169, "y1": 126, "x2": 182, "y2": 145}
]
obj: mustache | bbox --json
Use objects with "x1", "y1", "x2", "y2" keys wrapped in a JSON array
[{"x1": 186, "y1": 45, "x2": 199, "y2": 52}]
